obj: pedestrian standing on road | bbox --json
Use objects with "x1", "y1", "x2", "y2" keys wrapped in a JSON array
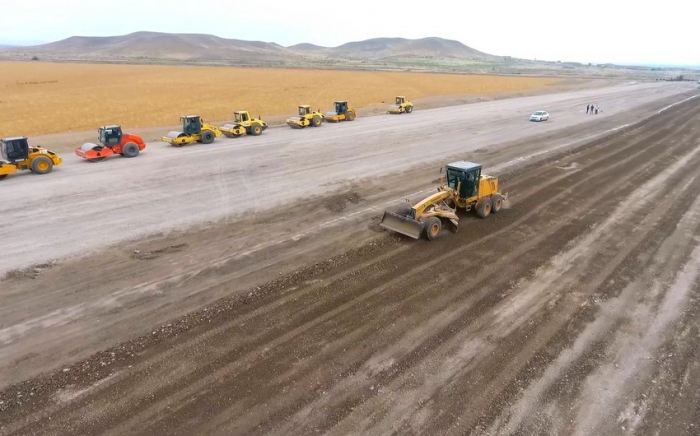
[
  {"x1": 586, "y1": 104, "x2": 590, "y2": 114},
  {"x1": 595, "y1": 106, "x2": 599, "y2": 115}
]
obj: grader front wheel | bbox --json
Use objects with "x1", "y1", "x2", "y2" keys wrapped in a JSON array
[{"x1": 424, "y1": 217, "x2": 442, "y2": 241}]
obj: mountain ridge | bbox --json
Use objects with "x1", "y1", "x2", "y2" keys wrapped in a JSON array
[{"x1": 0, "y1": 31, "x2": 498, "y2": 63}]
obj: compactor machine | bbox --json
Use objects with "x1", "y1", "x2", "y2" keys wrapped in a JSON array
[
  {"x1": 380, "y1": 161, "x2": 506, "y2": 240},
  {"x1": 76, "y1": 125, "x2": 146, "y2": 162},
  {"x1": 0, "y1": 137, "x2": 63, "y2": 179},
  {"x1": 324, "y1": 101, "x2": 357, "y2": 122},
  {"x1": 387, "y1": 96, "x2": 413, "y2": 114},
  {"x1": 220, "y1": 111, "x2": 268, "y2": 138},
  {"x1": 286, "y1": 105, "x2": 324, "y2": 129},
  {"x1": 162, "y1": 115, "x2": 222, "y2": 146}
]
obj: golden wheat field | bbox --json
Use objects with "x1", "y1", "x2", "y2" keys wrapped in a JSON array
[{"x1": 0, "y1": 62, "x2": 559, "y2": 136}]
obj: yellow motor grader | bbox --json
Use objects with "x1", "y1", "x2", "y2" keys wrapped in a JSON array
[
  {"x1": 220, "y1": 111, "x2": 268, "y2": 138},
  {"x1": 0, "y1": 137, "x2": 63, "y2": 180},
  {"x1": 387, "y1": 96, "x2": 413, "y2": 114},
  {"x1": 162, "y1": 115, "x2": 222, "y2": 146},
  {"x1": 286, "y1": 105, "x2": 324, "y2": 129},
  {"x1": 380, "y1": 161, "x2": 506, "y2": 240}
]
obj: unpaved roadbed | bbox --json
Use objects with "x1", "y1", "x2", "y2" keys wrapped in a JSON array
[
  {"x1": 2, "y1": 96, "x2": 700, "y2": 435},
  {"x1": 0, "y1": 82, "x2": 693, "y2": 277}
]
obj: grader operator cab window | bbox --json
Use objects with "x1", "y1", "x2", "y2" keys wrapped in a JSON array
[
  {"x1": 100, "y1": 127, "x2": 122, "y2": 145},
  {"x1": 396, "y1": 97, "x2": 403, "y2": 104},
  {"x1": 1, "y1": 138, "x2": 29, "y2": 162},
  {"x1": 335, "y1": 101, "x2": 347, "y2": 114},
  {"x1": 299, "y1": 106, "x2": 309, "y2": 116},
  {"x1": 183, "y1": 117, "x2": 202, "y2": 135},
  {"x1": 447, "y1": 166, "x2": 480, "y2": 199}
]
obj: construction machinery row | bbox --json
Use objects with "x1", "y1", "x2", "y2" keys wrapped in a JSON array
[
  {"x1": 1, "y1": 97, "x2": 413, "y2": 180},
  {"x1": 1, "y1": 97, "x2": 505, "y2": 244}
]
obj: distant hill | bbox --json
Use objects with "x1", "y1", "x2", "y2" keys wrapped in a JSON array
[
  {"x1": 288, "y1": 43, "x2": 325, "y2": 51},
  {"x1": 1, "y1": 31, "x2": 696, "y2": 79},
  {"x1": 0, "y1": 31, "x2": 497, "y2": 65},
  {"x1": 12, "y1": 31, "x2": 290, "y2": 62},
  {"x1": 330, "y1": 37, "x2": 495, "y2": 60}
]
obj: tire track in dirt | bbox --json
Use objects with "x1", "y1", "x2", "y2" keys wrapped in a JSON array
[
  {"x1": 8, "y1": 99, "x2": 696, "y2": 432},
  {"x1": 479, "y1": 155, "x2": 700, "y2": 435},
  {"x1": 1, "y1": 91, "x2": 696, "y2": 391}
]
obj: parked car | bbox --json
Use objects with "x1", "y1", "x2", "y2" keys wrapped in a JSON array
[{"x1": 530, "y1": 111, "x2": 549, "y2": 122}]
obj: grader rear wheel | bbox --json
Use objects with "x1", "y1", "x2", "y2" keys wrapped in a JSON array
[
  {"x1": 492, "y1": 195, "x2": 504, "y2": 213},
  {"x1": 476, "y1": 199, "x2": 491, "y2": 218}
]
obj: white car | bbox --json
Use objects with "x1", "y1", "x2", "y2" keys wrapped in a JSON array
[{"x1": 530, "y1": 110, "x2": 549, "y2": 122}]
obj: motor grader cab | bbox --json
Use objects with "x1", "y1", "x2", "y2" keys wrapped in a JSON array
[
  {"x1": 286, "y1": 105, "x2": 325, "y2": 129},
  {"x1": 76, "y1": 125, "x2": 146, "y2": 162},
  {"x1": 220, "y1": 111, "x2": 268, "y2": 137},
  {"x1": 325, "y1": 101, "x2": 357, "y2": 122},
  {"x1": 387, "y1": 96, "x2": 414, "y2": 114},
  {"x1": 162, "y1": 115, "x2": 221, "y2": 146},
  {"x1": 0, "y1": 136, "x2": 63, "y2": 179},
  {"x1": 379, "y1": 161, "x2": 506, "y2": 241}
]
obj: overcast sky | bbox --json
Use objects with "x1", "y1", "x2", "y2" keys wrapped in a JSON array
[{"x1": 1, "y1": 0, "x2": 696, "y2": 65}]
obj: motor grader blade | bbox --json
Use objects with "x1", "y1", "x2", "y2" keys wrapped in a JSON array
[{"x1": 379, "y1": 211, "x2": 425, "y2": 239}]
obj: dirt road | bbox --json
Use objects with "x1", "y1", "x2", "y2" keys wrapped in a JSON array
[
  {"x1": 0, "y1": 82, "x2": 691, "y2": 276},
  {"x1": 1, "y1": 82, "x2": 700, "y2": 435},
  {"x1": 0, "y1": 82, "x2": 695, "y2": 389}
]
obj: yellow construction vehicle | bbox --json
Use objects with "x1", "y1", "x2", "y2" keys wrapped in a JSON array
[
  {"x1": 324, "y1": 101, "x2": 357, "y2": 122},
  {"x1": 0, "y1": 137, "x2": 62, "y2": 180},
  {"x1": 387, "y1": 96, "x2": 414, "y2": 114},
  {"x1": 286, "y1": 105, "x2": 325, "y2": 129},
  {"x1": 220, "y1": 111, "x2": 268, "y2": 137},
  {"x1": 162, "y1": 115, "x2": 222, "y2": 147},
  {"x1": 380, "y1": 161, "x2": 506, "y2": 240}
]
